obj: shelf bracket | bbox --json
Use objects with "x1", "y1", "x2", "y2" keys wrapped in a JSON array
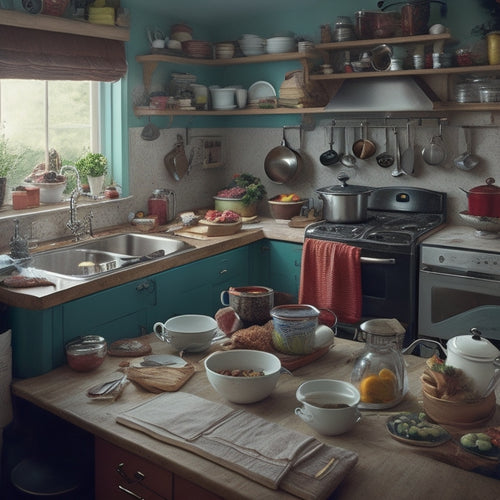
[{"x1": 142, "y1": 61, "x2": 159, "y2": 93}]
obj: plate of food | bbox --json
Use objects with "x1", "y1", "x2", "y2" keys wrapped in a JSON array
[
  {"x1": 198, "y1": 209, "x2": 242, "y2": 236},
  {"x1": 386, "y1": 412, "x2": 451, "y2": 447},
  {"x1": 459, "y1": 430, "x2": 500, "y2": 461}
]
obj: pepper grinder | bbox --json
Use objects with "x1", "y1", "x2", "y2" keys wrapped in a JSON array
[{"x1": 10, "y1": 219, "x2": 30, "y2": 259}]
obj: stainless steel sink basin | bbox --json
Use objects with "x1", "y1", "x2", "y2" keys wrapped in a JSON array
[{"x1": 27, "y1": 233, "x2": 194, "y2": 280}]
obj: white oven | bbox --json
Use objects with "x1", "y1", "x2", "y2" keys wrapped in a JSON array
[{"x1": 418, "y1": 226, "x2": 500, "y2": 346}]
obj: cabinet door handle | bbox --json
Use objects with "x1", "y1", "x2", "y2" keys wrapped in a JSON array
[
  {"x1": 118, "y1": 485, "x2": 144, "y2": 499},
  {"x1": 219, "y1": 268, "x2": 228, "y2": 275}
]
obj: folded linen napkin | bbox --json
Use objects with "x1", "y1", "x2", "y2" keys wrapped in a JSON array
[
  {"x1": 117, "y1": 392, "x2": 358, "y2": 500},
  {"x1": 299, "y1": 239, "x2": 362, "y2": 324}
]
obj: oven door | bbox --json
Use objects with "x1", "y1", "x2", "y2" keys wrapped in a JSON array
[
  {"x1": 418, "y1": 269, "x2": 500, "y2": 342},
  {"x1": 336, "y1": 247, "x2": 417, "y2": 346}
]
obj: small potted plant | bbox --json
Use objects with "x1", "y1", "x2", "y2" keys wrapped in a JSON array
[
  {"x1": 76, "y1": 152, "x2": 108, "y2": 196},
  {"x1": 214, "y1": 173, "x2": 266, "y2": 217},
  {"x1": 0, "y1": 134, "x2": 26, "y2": 207}
]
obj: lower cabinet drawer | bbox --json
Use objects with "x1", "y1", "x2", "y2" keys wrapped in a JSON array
[{"x1": 95, "y1": 438, "x2": 172, "y2": 500}]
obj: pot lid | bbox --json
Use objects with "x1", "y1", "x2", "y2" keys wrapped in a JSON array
[
  {"x1": 448, "y1": 329, "x2": 500, "y2": 361},
  {"x1": 469, "y1": 177, "x2": 500, "y2": 194},
  {"x1": 270, "y1": 304, "x2": 320, "y2": 320},
  {"x1": 316, "y1": 173, "x2": 372, "y2": 195}
]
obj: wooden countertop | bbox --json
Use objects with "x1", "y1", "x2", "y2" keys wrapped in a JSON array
[
  {"x1": 12, "y1": 335, "x2": 500, "y2": 500},
  {"x1": 0, "y1": 218, "x2": 305, "y2": 310}
]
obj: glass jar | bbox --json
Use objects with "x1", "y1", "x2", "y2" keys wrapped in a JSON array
[
  {"x1": 147, "y1": 188, "x2": 176, "y2": 225},
  {"x1": 351, "y1": 327, "x2": 407, "y2": 409}
]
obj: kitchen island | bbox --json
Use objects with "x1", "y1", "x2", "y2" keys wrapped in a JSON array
[{"x1": 11, "y1": 335, "x2": 500, "y2": 500}]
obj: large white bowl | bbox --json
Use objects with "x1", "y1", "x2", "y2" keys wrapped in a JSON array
[
  {"x1": 210, "y1": 88, "x2": 236, "y2": 109},
  {"x1": 205, "y1": 350, "x2": 281, "y2": 404}
]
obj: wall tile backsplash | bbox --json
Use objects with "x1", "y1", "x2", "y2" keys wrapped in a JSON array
[{"x1": 1, "y1": 111, "x2": 500, "y2": 251}]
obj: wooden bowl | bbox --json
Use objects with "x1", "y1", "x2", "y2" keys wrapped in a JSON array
[
  {"x1": 198, "y1": 219, "x2": 242, "y2": 236},
  {"x1": 422, "y1": 390, "x2": 496, "y2": 428},
  {"x1": 268, "y1": 199, "x2": 306, "y2": 220}
]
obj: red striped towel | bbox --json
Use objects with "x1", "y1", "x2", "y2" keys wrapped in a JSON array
[{"x1": 298, "y1": 239, "x2": 362, "y2": 324}]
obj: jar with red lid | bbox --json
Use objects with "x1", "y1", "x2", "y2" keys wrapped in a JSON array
[{"x1": 464, "y1": 177, "x2": 500, "y2": 218}]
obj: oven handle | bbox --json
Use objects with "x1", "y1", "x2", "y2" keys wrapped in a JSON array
[{"x1": 360, "y1": 257, "x2": 396, "y2": 264}]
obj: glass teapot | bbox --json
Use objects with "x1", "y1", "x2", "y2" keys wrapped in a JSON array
[{"x1": 351, "y1": 319, "x2": 408, "y2": 409}]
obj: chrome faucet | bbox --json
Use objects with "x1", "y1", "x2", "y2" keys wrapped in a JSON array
[{"x1": 61, "y1": 165, "x2": 94, "y2": 241}]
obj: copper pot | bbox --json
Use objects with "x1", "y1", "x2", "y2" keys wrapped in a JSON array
[{"x1": 463, "y1": 178, "x2": 500, "y2": 218}]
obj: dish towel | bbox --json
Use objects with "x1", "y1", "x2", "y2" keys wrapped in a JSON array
[
  {"x1": 298, "y1": 239, "x2": 362, "y2": 324},
  {"x1": 117, "y1": 392, "x2": 358, "y2": 500}
]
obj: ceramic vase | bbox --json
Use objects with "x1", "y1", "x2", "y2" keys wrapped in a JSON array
[{"x1": 88, "y1": 175, "x2": 105, "y2": 197}]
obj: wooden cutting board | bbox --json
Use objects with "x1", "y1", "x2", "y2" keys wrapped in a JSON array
[
  {"x1": 126, "y1": 365, "x2": 195, "y2": 393},
  {"x1": 413, "y1": 438, "x2": 500, "y2": 479}
]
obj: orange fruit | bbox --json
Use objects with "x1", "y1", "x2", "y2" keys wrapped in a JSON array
[{"x1": 359, "y1": 372, "x2": 397, "y2": 404}]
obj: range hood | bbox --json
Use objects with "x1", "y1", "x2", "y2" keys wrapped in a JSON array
[{"x1": 324, "y1": 77, "x2": 437, "y2": 113}]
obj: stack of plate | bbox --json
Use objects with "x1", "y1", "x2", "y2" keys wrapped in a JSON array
[
  {"x1": 238, "y1": 34, "x2": 266, "y2": 57},
  {"x1": 182, "y1": 40, "x2": 212, "y2": 59},
  {"x1": 247, "y1": 81, "x2": 276, "y2": 108},
  {"x1": 170, "y1": 73, "x2": 197, "y2": 98},
  {"x1": 215, "y1": 42, "x2": 235, "y2": 59},
  {"x1": 266, "y1": 37, "x2": 296, "y2": 54}
]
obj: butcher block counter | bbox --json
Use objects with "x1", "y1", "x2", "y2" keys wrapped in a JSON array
[
  {"x1": 0, "y1": 218, "x2": 304, "y2": 310},
  {"x1": 11, "y1": 335, "x2": 500, "y2": 500}
]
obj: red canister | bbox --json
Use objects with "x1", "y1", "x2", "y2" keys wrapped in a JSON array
[{"x1": 466, "y1": 178, "x2": 500, "y2": 218}]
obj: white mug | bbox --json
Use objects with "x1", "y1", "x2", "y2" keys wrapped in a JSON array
[
  {"x1": 295, "y1": 379, "x2": 361, "y2": 435},
  {"x1": 153, "y1": 315, "x2": 222, "y2": 352},
  {"x1": 236, "y1": 89, "x2": 247, "y2": 109}
]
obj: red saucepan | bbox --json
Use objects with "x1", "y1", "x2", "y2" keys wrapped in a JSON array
[{"x1": 462, "y1": 177, "x2": 500, "y2": 218}]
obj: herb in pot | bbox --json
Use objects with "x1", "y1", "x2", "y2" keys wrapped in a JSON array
[{"x1": 216, "y1": 173, "x2": 266, "y2": 206}]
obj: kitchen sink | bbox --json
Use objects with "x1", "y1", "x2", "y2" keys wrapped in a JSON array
[{"x1": 27, "y1": 233, "x2": 194, "y2": 280}]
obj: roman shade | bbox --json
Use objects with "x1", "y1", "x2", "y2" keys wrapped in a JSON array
[{"x1": 0, "y1": 25, "x2": 127, "y2": 81}]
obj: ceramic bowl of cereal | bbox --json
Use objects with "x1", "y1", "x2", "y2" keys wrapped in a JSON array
[{"x1": 204, "y1": 349, "x2": 282, "y2": 404}]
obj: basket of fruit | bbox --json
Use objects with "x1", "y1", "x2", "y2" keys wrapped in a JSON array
[{"x1": 268, "y1": 194, "x2": 306, "y2": 220}]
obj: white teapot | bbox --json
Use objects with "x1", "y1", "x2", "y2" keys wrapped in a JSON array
[{"x1": 406, "y1": 328, "x2": 500, "y2": 397}]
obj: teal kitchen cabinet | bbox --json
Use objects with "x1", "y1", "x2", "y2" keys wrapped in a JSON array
[
  {"x1": 249, "y1": 240, "x2": 303, "y2": 301},
  {"x1": 148, "y1": 247, "x2": 249, "y2": 324},
  {"x1": 10, "y1": 277, "x2": 157, "y2": 378}
]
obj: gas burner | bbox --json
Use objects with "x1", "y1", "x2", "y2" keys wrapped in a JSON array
[
  {"x1": 365, "y1": 231, "x2": 412, "y2": 245},
  {"x1": 308, "y1": 223, "x2": 368, "y2": 239}
]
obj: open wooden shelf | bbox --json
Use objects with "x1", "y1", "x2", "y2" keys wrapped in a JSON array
[{"x1": 0, "y1": 9, "x2": 129, "y2": 41}]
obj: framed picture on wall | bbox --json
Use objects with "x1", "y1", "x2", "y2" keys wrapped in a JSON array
[{"x1": 202, "y1": 137, "x2": 224, "y2": 168}]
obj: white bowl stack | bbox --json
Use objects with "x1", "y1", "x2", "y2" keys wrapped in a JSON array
[
  {"x1": 266, "y1": 36, "x2": 296, "y2": 54},
  {"x1": 238, "y1": 34, "x2": 266, "y2": 56}
]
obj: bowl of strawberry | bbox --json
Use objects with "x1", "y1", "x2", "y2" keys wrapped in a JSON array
[
  {"x1": 199, "y1": 209, "x2": 243, "y2": 236},
  {"x1": 268, "y1": 194, "x2": 306, "y2": 220}
]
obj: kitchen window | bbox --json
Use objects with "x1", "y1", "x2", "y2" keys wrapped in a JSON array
[{"x1": 0, "y1": 79, "x2": 100, "y2": 194}]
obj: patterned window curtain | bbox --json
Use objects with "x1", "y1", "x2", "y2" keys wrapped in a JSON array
[{"x1": 0, "y1": 25, "x2": 127, "y2": 81}]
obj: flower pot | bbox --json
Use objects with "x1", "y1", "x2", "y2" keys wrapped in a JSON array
[
  {"x1": 0, "y1": 177, "x2": 6, "y2": 207},
  {"x1": 213, "y1": 197, "x2": 257, "y2": 217},
  {"x1": 88, "y1": 175, "x2": 105, "y2": 197}
]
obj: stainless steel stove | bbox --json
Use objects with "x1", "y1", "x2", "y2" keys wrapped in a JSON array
[
  {"x1": 306, "y1": 187, "x2": 447, "y2": 253},
  {"x1": 305, "y1": 187, "x2": 447, "y2": 346}
]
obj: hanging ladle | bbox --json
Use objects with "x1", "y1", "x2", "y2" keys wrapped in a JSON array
[
  {"x1": 341, "y1": 127, "x2": 357, "y2": 168},
  {"x1": 320, "y1": 121, "x2": 340, "y2": 166},
  {"x1": 376, "y1": 120, "x2": 394, "y2": 168},
  {"x1": 454, "y1": 127, "x2": 480, "y2": 171},
  {"x1": 391, "y1": 127, "x2": 403, "y2": 177}
]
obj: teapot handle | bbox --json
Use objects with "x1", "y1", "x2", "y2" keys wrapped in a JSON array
[{"x1": 402, "y1": 338, "x2": 447, "y2": 358}]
